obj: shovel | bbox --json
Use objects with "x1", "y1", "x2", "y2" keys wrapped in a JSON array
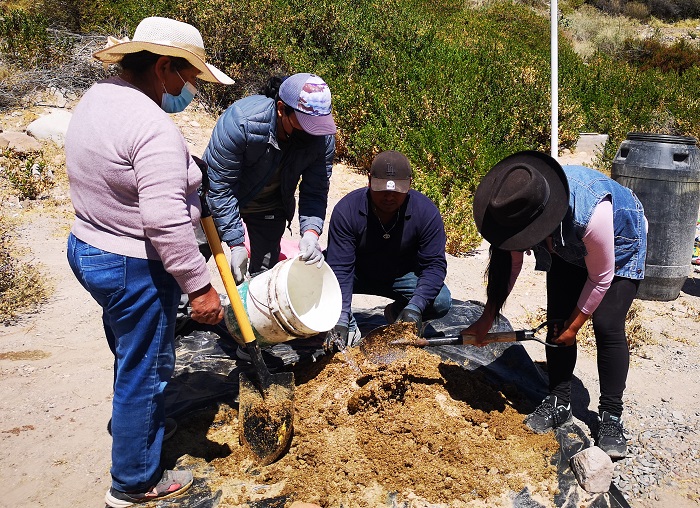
[
  {"x1": 200, "y1": 210, "x2": 294, "y2": 466},
  {"x1": 360, "y1": 319, "x2": 565, "y2": 365}
]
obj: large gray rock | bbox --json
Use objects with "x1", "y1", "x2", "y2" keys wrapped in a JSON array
[
  {"x1": 570, "y1": 445, "x2": 614, "y2": 493},
  {"x1": 0, "y1": 131, "x2": 42, "y2": 154},
  {"x1": 26, "y1": 110, "x2": 72, "y2": 146}
]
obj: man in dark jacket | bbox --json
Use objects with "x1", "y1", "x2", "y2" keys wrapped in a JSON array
[
  {"x1": 324, "y1": 150, "x2": 452, "y2": 349},
  {"x1": 203, "y1": 73, "x2": 336, "y2": 283}
]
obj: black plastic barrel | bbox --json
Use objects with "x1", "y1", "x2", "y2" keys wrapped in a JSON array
[{"x1": 612, "y1": 132, "x2": 700, "y2": 301}]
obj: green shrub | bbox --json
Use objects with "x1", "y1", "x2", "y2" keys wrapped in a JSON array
[
  {"x1": 1, "y1": 152, "x2": 54, "y2": 200},
  {"x1": 0, "y1": 9, "x2": 71, "y2": 67},
  {"x1": 36, "y1": 0, "x2": 176, "y2": 33},
  {"x1": 3, "y1": 0, "x2": 700, "y2": 254},
  {"x1": 644, "y1": 0, "x2": 700, "y2": 20}
]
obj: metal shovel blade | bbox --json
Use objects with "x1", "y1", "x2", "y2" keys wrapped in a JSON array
[
  {"x1": 238, "y1": 371, "x2": 295, "y2": 466},
  {"x1": 359, "y1": 322, "x2": 420, "y2": 365},
  {"x1": 361, "y1": 320, "x2": 568, "y2": 365},
  {"x1": 200, "y1": 214, "x2": 296, "y2": 464}
]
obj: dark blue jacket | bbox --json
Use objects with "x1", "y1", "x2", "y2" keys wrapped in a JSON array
[
  {"x1": 203, "y1": 95, "x2": 335, "y2": 246},
  {"x1": 326, "y1": 188, "x2": 448, "y2": 325}
]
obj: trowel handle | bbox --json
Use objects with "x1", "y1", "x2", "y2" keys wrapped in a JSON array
[
  {"x1": 415, "y1": 332, "x2": 518, "y2": 346},
  {"x1": 201, "y1": 216, "x2": 257, "y2": 346}
]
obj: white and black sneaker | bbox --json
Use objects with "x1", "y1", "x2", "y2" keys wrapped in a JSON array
[
  {"x1": 596, "y1": 411, "x2": 627, "y2": 459},
  {"x1": 524, "y1": 394, "x2": 573, "y2": 434}
]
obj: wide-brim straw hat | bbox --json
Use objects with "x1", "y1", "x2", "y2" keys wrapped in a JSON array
[
  {"x1": 93, "y1": 16, "x2": 234, "y2": 85},
  {"x1": 473, "y1": 150, "x2": 569, "y2": 251}
]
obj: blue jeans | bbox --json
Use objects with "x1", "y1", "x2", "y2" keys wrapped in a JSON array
[
  {"x1": 349, "y1": 271, "x2": 452, "y2": 330},
  {"x1": 67, "y1": 234, "x2": 180, "y2": 492}
]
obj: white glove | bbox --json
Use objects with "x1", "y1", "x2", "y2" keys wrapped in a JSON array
[
  {"x1": 298, "y1": 230, "x2": 323, "y2": 266},
  {"x1": 229, "y1": 244, "x2": 249, "y2": 285}
]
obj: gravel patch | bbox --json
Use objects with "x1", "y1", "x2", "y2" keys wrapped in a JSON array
[{"x1": 614, "y1": 404, "x2": 700, "y2": 504}]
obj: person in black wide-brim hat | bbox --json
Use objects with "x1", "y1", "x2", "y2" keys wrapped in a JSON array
[{"x1": 466, "y1": 150, "x2": 648, "y2": 461}]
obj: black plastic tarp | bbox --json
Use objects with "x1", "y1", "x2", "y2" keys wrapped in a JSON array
[{"x1": 162, "y1": 300, "x2": 630, "y2": 508}]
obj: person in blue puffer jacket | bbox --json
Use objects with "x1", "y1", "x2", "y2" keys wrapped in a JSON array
[{"x1": 203, "y1": 73, "x2": 336, "y2": 284}]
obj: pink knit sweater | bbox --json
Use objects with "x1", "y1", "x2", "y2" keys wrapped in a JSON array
[{"x1": 65, "y1": 76, "x2": 210, "y2": 294}]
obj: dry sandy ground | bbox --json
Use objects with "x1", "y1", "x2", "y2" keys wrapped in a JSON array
[{"x1": 1, "y1": 103, "x2": 699, "y2": 507}]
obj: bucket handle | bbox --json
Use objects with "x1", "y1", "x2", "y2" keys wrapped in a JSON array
[
  {"x1": 247, "y1": 274, "x2": 300, "y2": 337},
  {"x1": 271, "y1": 308, "x2": 298, "y2": 336}
]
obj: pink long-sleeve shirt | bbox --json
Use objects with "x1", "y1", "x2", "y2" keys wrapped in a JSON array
[
  {"x1": 65, "y1": 76, "x2": 210, "y2": 294},
  {"x1": 510, "y1": 198, "x2": 614, "y2": 315}
]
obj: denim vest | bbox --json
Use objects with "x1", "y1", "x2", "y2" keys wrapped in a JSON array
[{"x1": 533, "y1": 165, "x2": 647, "y2": 280}]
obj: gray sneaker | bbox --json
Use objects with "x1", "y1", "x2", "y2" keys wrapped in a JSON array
[
  {"x1": 105, "y1": 469, "x2": 193, "y2": 507},
  {"x1": 524, "y1": 395, "x2": 572, "y2": 434},
  {"x1": 596, "y1": 411, "x2": 627, "y2": 459}
]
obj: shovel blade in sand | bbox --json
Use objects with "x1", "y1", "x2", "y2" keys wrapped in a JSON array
[{"x1": 238, "y1": 371, "x2": 295, "y2": 465}]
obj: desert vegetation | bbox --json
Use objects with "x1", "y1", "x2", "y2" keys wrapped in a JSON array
[{"x1": 0, "y1": 0, "x2": 698, "y2": 275}]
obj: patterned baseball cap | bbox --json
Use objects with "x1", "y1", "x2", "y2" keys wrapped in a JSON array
[{"x1": 279, "y1": 73, "x2": 336, "y2": 136}]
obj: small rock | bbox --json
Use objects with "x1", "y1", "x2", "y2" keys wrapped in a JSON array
[
  {"x1": 0, "y1": 131, "x2": 42, "y2": 153},
  {"x1": 26, "y1": 110, "x2": 72, "y2": 146},
  {"x1": 570, "y1": 446, "x2": 614, "y2": 493}
]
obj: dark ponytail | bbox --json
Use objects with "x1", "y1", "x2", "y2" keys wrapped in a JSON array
[
  {"x1": 485, "y1": 246, "x2": 512, "y2": 318},
  {"x1": 260, "y1": 75, "x2": 293, "y2": 115},
  {"x1": 260, "y1": 75, "x2": 285, "y2": 100}
]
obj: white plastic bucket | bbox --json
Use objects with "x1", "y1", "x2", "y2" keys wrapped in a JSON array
[{"x1": 225, "y1": 257, "x2": 342, "y2": 347}]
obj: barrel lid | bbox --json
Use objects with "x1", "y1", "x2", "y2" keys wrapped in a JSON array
[{"x1": 626, "y1": 132, "x2": 698, "y2": 145}]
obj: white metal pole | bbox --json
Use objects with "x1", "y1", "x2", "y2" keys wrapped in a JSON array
[{"x1": 551, "y1": 0, "x2": 559, "y2": 159}]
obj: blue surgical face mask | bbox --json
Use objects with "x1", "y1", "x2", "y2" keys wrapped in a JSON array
[{"x1": 161, "y1": 70, "x2": 197, "y2": 113}]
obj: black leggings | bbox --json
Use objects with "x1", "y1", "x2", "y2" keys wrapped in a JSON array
[{"x1": 545, "y1": 254, "x2": 640, "y2": 416}]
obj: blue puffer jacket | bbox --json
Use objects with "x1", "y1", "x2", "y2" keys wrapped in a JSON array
[{"x1": 203, "y1": 94, "x2": 335, "y2": 247}]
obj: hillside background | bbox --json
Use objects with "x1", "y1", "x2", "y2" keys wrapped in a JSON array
[{"x1": 1, "y1": 0, "x2": 699, "y2": 255}]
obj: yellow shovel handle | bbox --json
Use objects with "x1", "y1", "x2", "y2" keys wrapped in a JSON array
[{"x1": 201, "y1": 216, "x2": 256, "y2": 345}]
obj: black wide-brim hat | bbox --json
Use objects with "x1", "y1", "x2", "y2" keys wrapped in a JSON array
[{"x1": 473, "y1": 151, "x2": 569, "y2": 251}]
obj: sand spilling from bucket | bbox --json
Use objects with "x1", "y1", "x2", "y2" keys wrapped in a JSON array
[{"x1": 167, "y1": 346, "x2": 559, "y2": 507}]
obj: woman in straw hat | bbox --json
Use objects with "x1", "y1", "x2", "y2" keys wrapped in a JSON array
[
  {"x1": 467, "y1": 150, "x2": 647, "y2": 460},
  {"x1": 65, "y1": 17, "x2": 232, "y2": 507}
]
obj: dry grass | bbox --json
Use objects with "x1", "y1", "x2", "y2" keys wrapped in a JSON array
[
  {"x1": 561, "y1": 5, "x2": 700, "y2": 60},
  {"x1": 681, "y1": 300, "x2": 700, "y2": 323},
  {"x1": 0, "y1": 214, "x2": 51, "y2": 324},
  {"x1": 0, "y1": 30, "x2": 104, "y2": 110},
  {"x1": 524, "y1": 300, "x2": 655, "y2": 357},
  {"x1": 0, "y1": 134, "x2": 62, "y2": 323},
  {"x1": 562, "y1": 4, "x2": 640, "y2": 60}
]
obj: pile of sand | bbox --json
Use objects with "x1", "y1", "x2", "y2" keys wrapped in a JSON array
[{"x1": 168, "y1": 345, "x2": 559, "y2": 507}]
